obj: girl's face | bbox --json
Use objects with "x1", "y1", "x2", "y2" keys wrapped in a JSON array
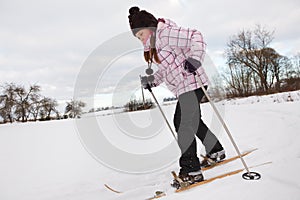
[{"x1": 135, "y1": 29, "x2": 152, "y2": 45}]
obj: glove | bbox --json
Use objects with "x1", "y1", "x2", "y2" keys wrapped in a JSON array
[
  {"x1": 140, "y1": 75, "x2": 155, "y2": 90},
  {"x1": 143, "y1": 83, "x2": 152, "y2": 90},
  {"x1": 184, "y1": 57, "x2": 202, "y2": 73}
]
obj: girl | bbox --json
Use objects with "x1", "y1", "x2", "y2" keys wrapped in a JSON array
[{"x1": 128, "y1": 6, "x2": 225, "y2": 185}]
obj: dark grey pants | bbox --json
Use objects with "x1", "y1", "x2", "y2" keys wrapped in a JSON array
[{"x1": 173, "y1": 87, "x2": 224, "y2": 174}]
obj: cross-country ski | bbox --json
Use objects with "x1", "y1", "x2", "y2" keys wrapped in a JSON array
[
  {"x1": 104, "y1": 148, "x2": 258, "y2": 194},
  {"x1": 172, "y1": 161, "x2": 271, "y2": 192}
]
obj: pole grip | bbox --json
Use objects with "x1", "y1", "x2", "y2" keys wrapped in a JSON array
[{"x1": 147, "y1": 87, "x2": 152, "y2": 93}]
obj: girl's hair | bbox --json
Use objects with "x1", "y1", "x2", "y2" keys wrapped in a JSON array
[{"x1": 144, "y1": 34, "x2": 161, "y2": 64}]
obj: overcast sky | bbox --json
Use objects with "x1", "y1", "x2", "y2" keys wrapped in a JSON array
[{"x1": 1, "y1": 0, "x2": 300, "y2": 109}]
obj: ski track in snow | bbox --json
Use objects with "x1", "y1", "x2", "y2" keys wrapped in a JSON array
[{"x1": 0, "y1": 91, "x2": 300, "y2": 200}]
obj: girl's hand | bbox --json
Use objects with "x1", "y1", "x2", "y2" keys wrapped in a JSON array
[
  {"x1": 184, "y1": 57, "x2": 202, "y2": 73},
  {"x1": 140, "y1": 75, "x2": 155, "y2": 90}
]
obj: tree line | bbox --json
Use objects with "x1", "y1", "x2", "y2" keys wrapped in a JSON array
[
  {"x1": 220, "y1": 25, "x2": 300, "y2": 98},
  {"x1": 124, "y1": 98, "x2": 154, "y2": 112},
  {"x1": 0, "y1": 83, "x2": 85, "y2": 123}
]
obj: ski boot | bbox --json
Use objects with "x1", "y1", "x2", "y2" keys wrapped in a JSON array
[
  {"x1": 171, "y1": 170, "x2": 204, "y2": 189},
  {"x1": 201, "y1": 150, "x2": 226, "y2": 168}
]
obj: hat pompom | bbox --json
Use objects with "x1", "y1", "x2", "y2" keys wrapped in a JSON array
[{"x1": 129, "y1": 6, "x2": 140, "y2": 15}]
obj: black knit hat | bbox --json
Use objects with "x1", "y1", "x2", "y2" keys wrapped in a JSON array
[{"x1": 128, "y1": 6, "x2": 158, "y2": 35}]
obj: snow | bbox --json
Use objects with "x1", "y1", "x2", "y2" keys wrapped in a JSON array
[
  {"x1": 0, "y1": 91, "x2": 300, "y2": 200},
  {"x1": 221, "y1": 90, "x2": 300, "y2": 105}
]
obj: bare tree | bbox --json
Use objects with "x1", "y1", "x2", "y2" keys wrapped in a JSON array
[
  {"x1": 292, "y1": 53, "x2": 300, "y2": 78},
  {"x1": 224, "y1": 62, "x2": 254, "y2": 97},
  {"x1": 0, "y1": 83, "x2": 60, "y2": 123},
  {"x1": 209, "y1": 73, "x2": 227, "y2": 101},
  {"x1": 0, "y1": 83, "x2": 17, "y2": 123},
  {"x1": 65, "y1": 100, "x2": 86, "y2": 118},
  {"x1": 30, "y1": 99, "x2": 42, "y2": 121},
  {"x1": 14, "y1": 84, "x2": 41, "y2": 122},
  {"x1": 0, "y1": 95, "x2": 10, "y2": 123},
  {"x1": 279, "y1": 53, "x2": 300, "y2": 91},
  {"x1": 36, "y1": 97, "x2": 59, "y2": 120},
  {"x1": 124, "y1": 98, "x2": 153, "y2": 112},
  {"x1": 225, "y1": 25, "x2": 286, "y2": 96}
]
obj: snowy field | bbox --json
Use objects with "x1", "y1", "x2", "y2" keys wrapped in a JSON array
[{"x1": 0, "y1": 91, "x2": 300, "y2": 200}]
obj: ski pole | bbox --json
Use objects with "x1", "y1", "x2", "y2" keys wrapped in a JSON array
[
  {"x1": 193, "y1": 73, "x2": 261, "y2": 180},
  {"x1": 139, "y1": 75, "x2": 147, "y2": 110},
  {"x1": 147, "y1": 87, "x2": 177, "y2": 141}
]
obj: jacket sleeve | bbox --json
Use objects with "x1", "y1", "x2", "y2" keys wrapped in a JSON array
[
  {"x1": 159, "y1": 26, "x2": 206, "y2": 63},
  {"x1": 152, "y1": 67, "x2": 165, "y2": 87}
]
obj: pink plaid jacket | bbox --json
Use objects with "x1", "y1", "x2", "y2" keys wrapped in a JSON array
[{"x1": 144, "y1": 19, "x2": 209, "y2": 97}]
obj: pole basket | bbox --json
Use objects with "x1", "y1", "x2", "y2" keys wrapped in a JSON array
[{"x1": 242, "y1": 172, "x2": 261, "y2": 180}]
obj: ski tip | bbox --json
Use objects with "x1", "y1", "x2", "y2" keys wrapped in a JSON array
[
  {"x1": 104, "y1": 184, "x2": 122, "y2": 194},
  {"x1": 171, "y1": 171, "x2": 177, "y2": 178}
]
